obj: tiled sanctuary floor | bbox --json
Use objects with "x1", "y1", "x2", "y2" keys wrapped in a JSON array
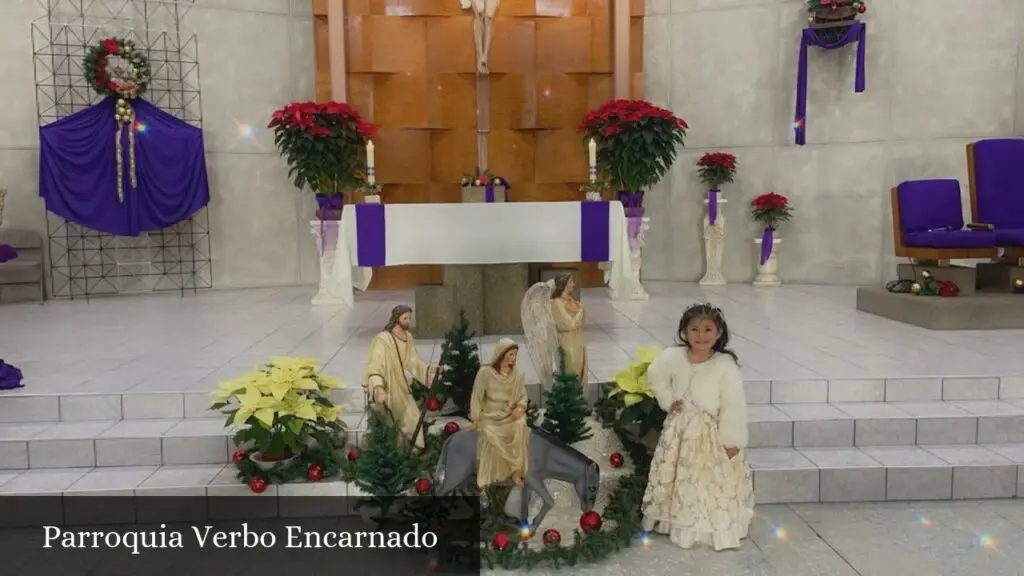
[{"x1": 1, "y1": 281, "x2": 1024, "y2": 395}]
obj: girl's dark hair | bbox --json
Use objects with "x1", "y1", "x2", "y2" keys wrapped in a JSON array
[
  {"x1": 675, "y1": 303, "x2": 739, "y2": 364},
  {"x1": 550, "y1": 273, "x2": 573, "y2": 299}
]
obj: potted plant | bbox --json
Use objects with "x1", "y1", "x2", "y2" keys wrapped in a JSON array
[
  {"x1": 595, "y1": 347, "x2": 665, "y2": 456},
  {"x1": 211, "y1": 356, "x2": 346, "y2": 471},
  {"x1": 268, "y1": 101, "x2": 377, "y2": 220},
  {"x1": 807, "y1": 0, "x2": 866, "y2": 42},
  {"x1": 696, "y1": 152, "x2": 738, "y2": 226},
  {"x1": 750, "y1": 192, "x2": 793, "y2": 286},
  {"x1": 577, "y1": 99, "x2": 687, "y2": 216},
  {"x1": 460, "y1": 168, "x2": 509, "y2": 203}
]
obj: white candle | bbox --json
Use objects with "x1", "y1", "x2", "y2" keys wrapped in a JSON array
[
  {"x1": 366, "y1": 140, "x2": 375, "y2": 168},
  {"x1": 588, "y1": 138, "x2": 597, "y2": 168}
]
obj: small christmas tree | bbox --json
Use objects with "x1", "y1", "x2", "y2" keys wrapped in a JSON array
[
  {"x1": 437, "y1": 309, "x2": 481, "y2": 415},
  {"x1": 541, "y1": 347, "x2": 592, "y2": 444},
  {"x1": 346, "y1": 409, "x2": 421, "y2": 515}
]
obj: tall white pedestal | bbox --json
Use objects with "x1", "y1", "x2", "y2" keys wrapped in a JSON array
[
  {"x1": 699, "y1": 196, "x2": 728, "y2": 286},
  {"x1": 610, "y1": 216, "x2": 650, "y2": 301},
  {"x1": 753, "y1": 237, "x2": 782, "y2": 287},
  {"x1": 310, "y1": 220, "x2": 353, "y2": 306}
]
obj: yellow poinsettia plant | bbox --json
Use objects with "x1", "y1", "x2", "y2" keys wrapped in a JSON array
[
  {"x1": 211, "y1": 356, "x2": 345, "y2": 461},
  {"x1": 597, "y1": 346, "x2": 667, "y2": 438}
]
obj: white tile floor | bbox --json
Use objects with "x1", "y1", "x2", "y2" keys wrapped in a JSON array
[{"x1": 2, "y1": 282, "x2": 1023, "y2": 396}]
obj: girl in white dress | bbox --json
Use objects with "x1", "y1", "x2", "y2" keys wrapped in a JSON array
[{"x1": 641, "y1": 303, "x2": 754, "y2": 551}]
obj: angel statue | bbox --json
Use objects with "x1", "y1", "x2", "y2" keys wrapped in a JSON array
[
  {"x1": 468, "y1": 338, "x2": 530, "y2": 488},
  {"x1": 521, "y1": 273, "x2": 589, "y2": 390}
]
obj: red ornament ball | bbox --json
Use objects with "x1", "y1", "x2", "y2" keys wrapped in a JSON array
[
  {"x1": 858, "y1": 3, "x2": 866, "y2": 13},
  {"x1": 491, "y1": 531, "x2": 511, "y2": 551},
  {"x1": 579, "y1": 511, "x2": 603, "y2": 533},
  {"x1": 609, "y1": 452, "x2": 624, "y2": 468},
  {"x1": 415, "y1": 477, "x2": 432, "y2": 495},
  {"x1": 443, "y1": 421, "x2": 460, "y2": 435},
  {"x1": 307, "y1": 464, "x2": 323, "y2": 482},
  {"x1": 347, "y1": 449, "x2": 359, "y2": 462},
  {"x1": 542, "y1": 529, "x2": 561, "y2": 546},
  {"x1": 231, "y1": 449, "x2": 245, "y2": 464},
  {"x1": 248, "y1": 476, "x2": 268, "y2": 494},
  {"x1": 426, "y1": 396, "x2": 442, "y2": 412}
]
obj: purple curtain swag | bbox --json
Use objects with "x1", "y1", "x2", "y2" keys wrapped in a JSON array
[
  {"x1": 794, "y1": 22, "x2": 867, "y2": 146},
  {"x1": 38, "y1": 97, "x2": 211, "y2": 237}
]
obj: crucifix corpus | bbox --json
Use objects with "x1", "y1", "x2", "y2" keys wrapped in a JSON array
[{"x1": 460, "y1": 0, "x2": 499, "y2": 75}]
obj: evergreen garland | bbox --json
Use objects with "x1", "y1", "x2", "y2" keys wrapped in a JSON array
[
  {"x1": 540, "y1": 347, "x2": 593, "y2": 445},
  {"x1": 233, "y1": 435, "x2": 344, "y2": 485}
]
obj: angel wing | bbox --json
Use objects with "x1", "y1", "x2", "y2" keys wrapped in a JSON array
[{"x1": 521, "y1": 280, "x2": 558, "y2": 390}]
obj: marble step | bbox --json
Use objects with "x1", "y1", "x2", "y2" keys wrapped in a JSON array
[
  {"x1": 0, "y1": 444, "x2": 1021, "y2": 504},
  {"x1": 2, "y1": 400, "x2": 1024, "y2": 470}
]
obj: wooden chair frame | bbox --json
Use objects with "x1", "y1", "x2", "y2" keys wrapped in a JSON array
[
  {"x1": 890, "y1": 186, "x2": 996, "y2": 261},
  {"x1": 967, "y1": 142, "x2": 1024, "y2": 261}
]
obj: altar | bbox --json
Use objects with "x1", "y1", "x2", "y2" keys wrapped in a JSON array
[{"x1": 310, "y1": 201, "x2": 646, "y2": 334}]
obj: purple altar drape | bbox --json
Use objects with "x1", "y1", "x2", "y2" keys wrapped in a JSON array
[
  {"x1": 0, "y1": 245, "x2": 16, "y2": 263},
  {"x1": 794, "y1": 23, "x2": 866, "y2": 146},
  {"x1": 38, "y1": 97, "x2": 210, "y2": 236},
  {"x1": 0, "y1": 361, "x2": 23, "y2": 390}
]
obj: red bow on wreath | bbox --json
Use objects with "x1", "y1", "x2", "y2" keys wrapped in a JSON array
[{"x1": 936, "y1": 280, "x2": 959, "y2": 297}]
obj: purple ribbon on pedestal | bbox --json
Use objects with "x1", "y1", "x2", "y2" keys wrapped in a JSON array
[
  {"x1": 0, "y1": 361, "x2": 24, "y2": 390},
  {"x1": 760, "y1": 228, "x2": 775, "y2": 265},
  {"x1": 708, "y1": 189, "x2": 719, "y2": 225},
  {"x1": 0, "y1": 244, "x2": 17, "y2": 263},
  {"x1": 795, "y1": 22, "x2": 866, "y2": 145}
]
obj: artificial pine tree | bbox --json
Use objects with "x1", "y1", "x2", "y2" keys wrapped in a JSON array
[
  {"x1": 540, "y1": 347, "x2": 592, "y2": 444},
  {"x1": 437, "y1": 309, "x2": 481, "y2": 415},
  {"x1": 347, "y1": 409, "x2": 421, "y2": 515}
]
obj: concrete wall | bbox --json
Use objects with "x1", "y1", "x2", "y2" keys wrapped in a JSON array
[{"x1": 640, "y1": 0, "x2": 1024, "y2": 285}]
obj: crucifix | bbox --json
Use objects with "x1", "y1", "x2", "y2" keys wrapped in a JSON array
[{"x1": 460, "y1": 0, "x2": 499, "y2": 75}]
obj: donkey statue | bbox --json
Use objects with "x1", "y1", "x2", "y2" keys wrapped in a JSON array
[{"x1": 433, "y1": 427, "x2": 600, "y2": 533}]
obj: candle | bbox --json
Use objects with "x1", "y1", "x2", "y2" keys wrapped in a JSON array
[
  {"x1": 588, "y1": 138, "x2": 597, "y2": 168},
  {"x1": 366, "y1": 140, "x2": 375, "y2": 168}
]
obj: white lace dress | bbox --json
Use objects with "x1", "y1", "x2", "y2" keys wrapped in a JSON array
[{"x1": 640, "y1": 350, "x2": 754, "y2": 551}]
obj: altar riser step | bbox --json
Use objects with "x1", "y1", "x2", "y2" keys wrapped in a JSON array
[
  {"x1": 1, "y1": 445, "x2": 1023, "y2": 503},
  {"x1": 2, "y1": 377, "x2": 1024, "y2": 423},
  {"x1": 3, "y1": 406, "x2": 1024, "y2": 470}
]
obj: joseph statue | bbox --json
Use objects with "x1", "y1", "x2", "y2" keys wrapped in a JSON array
[{"x1": 362, "y1": 305, "x2": 438, "y2": 448}]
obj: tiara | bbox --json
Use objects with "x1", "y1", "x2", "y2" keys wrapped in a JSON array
[{"x1": 684, "y1": 302, "x2": 723, "y2": 317}]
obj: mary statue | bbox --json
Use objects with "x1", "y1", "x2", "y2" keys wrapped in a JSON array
[{"x1": 470, "y1": 338, "x2": 530, "y2": 488}]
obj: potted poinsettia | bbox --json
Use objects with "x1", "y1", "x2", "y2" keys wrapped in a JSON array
[
  {"x1": 578, "y1": 99, "x2": 687, "y2": 215},
  {"x1": 211, "y1": 356, "x2": 345, "y2": 473},
  {"x1": 696, "y1": 152, "x2": 738, "y2": 226},
  {"x1": 595, "y1": 347, "x2": 665, "y2": 455},
  {"x1": 268, "y1": 101, "x2": 377, "y2": 220},
  {"x1": 750, "y1": 193, "x2": 793, "y2": 284}
]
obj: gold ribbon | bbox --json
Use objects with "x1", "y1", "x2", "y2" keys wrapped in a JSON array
[{"x1": 114, "y1": 99, "x2": 138, "y2": 203}]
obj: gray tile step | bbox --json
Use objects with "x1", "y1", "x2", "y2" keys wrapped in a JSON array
[
  {"x1": 2, "y1": 400, "x2": 1024, "y2": 469},
  {"x1": 0, "y1": 445, "x2": 1021, "y2": 504}
]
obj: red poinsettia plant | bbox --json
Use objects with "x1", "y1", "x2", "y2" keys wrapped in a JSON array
[
  {"x1": 268, "y1": 101, "x2": 377, "y2": 196},
  {"x1": 751, "y1": 193, "x2": 793, "y2": 230},
  {"x1": 696, "y1": 152, "x2": 738, "y2": 189},
  {"x1": 578, "y1": 99, "x2": 687, "y2": 196}
]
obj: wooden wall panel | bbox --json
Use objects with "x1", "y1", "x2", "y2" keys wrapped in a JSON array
[{"x1": 313, "y1": 0, "x2": 644, "y2": 289}]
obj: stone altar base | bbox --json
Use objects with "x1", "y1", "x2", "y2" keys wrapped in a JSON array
[
  {"x1": 414, "y1": 264, "x2": 528, "y2": 337},
  {"x1": 897, "y1": 263, "x2": 978, "y2": 296},
  {"x1": 483, "y1": 264, "x2": 528, "y2": 334},
  {"x1": 977, "y1": 263, "x2": 1024, "y2": 293},
  {"x1": 856, "y1": 286, "x2": 1024, "y2": 329}
]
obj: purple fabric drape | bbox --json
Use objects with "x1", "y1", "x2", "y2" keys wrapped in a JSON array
[
  {"x1": 0, "y1": 245, "x2": 16, "y2": 263},
  {"x1": 355, "y1": 203, "x2": 386, "y2": 266},
  {"x1": 580, "y1": 200, "x2": 610, "y2": 262},
  {"x1": 38, "y1": 97, "x2": 210, "y2": 236},
  {"x1": 708, "y1": 189, "x2": 719, "y2": 225},
  {"x1": 760, "y1": 228, "x2": 775, "y2": 265},
  {"x1": 794, "y1": 23, "x2": 866, "y2": 145},
  {"x1": 0, "y1": 361, "x2": 24, "y2": 390}
]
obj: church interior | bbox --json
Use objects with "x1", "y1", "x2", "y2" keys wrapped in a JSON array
[{"x1": 1, "y1": 0, "x2": 1024, "y2": 573}]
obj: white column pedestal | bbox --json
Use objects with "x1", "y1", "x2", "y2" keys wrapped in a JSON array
[
  {"x1": 611, "y1": 216, "x2": 650, "y2": 301},
  {"x1": 310, "y1": 220, "x2": 353, "y2": 306},
  {"x1": 699, "y1": 197, "x2": 728, "y2": 286},
  {"x1": 753, "y1": 237, "x2": 782, "y2": 287}
]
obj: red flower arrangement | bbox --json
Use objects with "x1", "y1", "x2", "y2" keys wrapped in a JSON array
[
  {"x1": 268, "y1": 101, "x2": 377, "y2": 196},
  {"x1": 750, "y1": 193, "x2": 793, "y2": 230},
  {"x1": 578, "y1": 99, "x2": 687, "y2": 199},
  {"x1": 696, "y1": 152, "x2": 738, "y2": 189}
]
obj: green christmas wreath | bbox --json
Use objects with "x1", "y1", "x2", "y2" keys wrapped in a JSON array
[{"x1": 84, "y1": 37, "x2": 151, "y2": 100}]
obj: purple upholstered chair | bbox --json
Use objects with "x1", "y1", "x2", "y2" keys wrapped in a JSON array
[
  {"x1": 891, "y1": 179, "x2": 997, "y2": 261},
  {"x1": 967, "y1": 139, "x2": 1024, "y2": 259}
]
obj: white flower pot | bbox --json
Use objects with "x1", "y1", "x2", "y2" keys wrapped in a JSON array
[
  {"x1": 585, "y1": 191, "x2": 602, "y2": 202},
  {"x1": 753, "y1": 237, "x2": 781, "y2": 287},
  {"x1": 249, "y1": 451, "x2": 297, "y2": 471},
  {"x1": 363, "y1": 194, "x2": 381, "y2": 204}
]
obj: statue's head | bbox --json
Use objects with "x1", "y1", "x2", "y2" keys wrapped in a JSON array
[
  {"x1": 550, "y1": 273, "x2": 575, "y2": 299},
  {"x1": 489, "y1": 338, "x2": 519, "y2": 371},
  {"x1": 385, "y1": 305, "x2": 413, "y2": 332},
  {"x1": 575, "y1": 460, "x2": 600, "y2": 512}
]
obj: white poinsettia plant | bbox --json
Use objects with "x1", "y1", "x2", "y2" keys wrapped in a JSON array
[{"x1": 210, "y1": 356, "x2": 345, "y2": 460}]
